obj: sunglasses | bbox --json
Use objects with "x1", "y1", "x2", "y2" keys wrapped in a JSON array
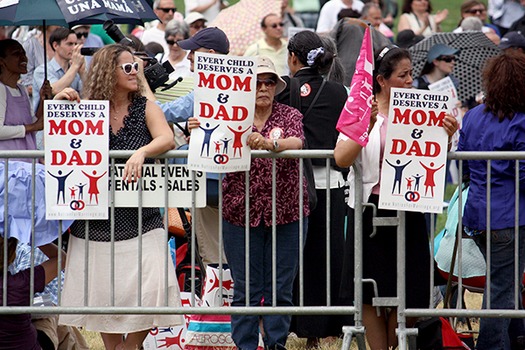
[
  {"x1": 76, "y1": 32, "x2": 89, "y2": 39},
  {"x1": 119, "y1": 62, "x2": 139, "y2": 74},
  {"x1": 257, "y1": 78, "x2": 277, "y2": 88},
  {"x1": 437, "y1": 56, "x2": 456, "y2": 63},
  {"x1": 157, "y1": 7, "x2": 176, "y2": 13},
  {"x1": 166, "y1": 39, "x2": 177, "y2": 46},
  {"x1": 465, "y1": 8, "x2": 485, "y2": 14},
  {"x1": 270, "y1": 22, "x2": 285, "y2": 29}
]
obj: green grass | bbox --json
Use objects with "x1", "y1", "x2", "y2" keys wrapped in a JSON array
[{"x1": 173, "y1": 0, "x2": 466, "y2": 34}]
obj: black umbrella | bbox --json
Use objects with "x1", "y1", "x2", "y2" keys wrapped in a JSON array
[
  {"x1": 0, "y1": 0, "x2": 157, "y2": 77},
  {"x1": 409, "y1": 31, "x2": 501, "y2": 103}
]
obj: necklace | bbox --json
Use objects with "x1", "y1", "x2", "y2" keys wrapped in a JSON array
[{"x1": 111, "y1": 104, "x2": 128, "y2": 120}]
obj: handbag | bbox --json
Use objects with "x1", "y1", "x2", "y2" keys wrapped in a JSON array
[{"x1": 167, "y1": 207, "x2": 192, "y2": 238}]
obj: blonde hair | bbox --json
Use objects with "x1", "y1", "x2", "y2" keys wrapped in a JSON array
[{"x1": 83, "y1": 44, "x2": 144, "y2": 102}]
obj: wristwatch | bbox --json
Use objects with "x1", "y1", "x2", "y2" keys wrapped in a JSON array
[{"x1": 272, "y1": 139, "x2": 279, "y2": 151}]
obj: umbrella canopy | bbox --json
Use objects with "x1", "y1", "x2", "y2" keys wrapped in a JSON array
[
  {"x1": 409, "y1": 31, "x2": 501, "y2": 103},
  {"x1": 0, "y1": 0, "x2": 156, "y2": 26},
  {"x1": 209, "y1": 0, "x2": 281, "y2": 56}
]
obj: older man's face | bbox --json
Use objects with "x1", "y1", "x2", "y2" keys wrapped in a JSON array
[
  {"x1": 155, "y1": 0, "x2": 176, "y2": 24},
  {"x1": 263, "y1": 15, "x2": 284, "y2": 40}
]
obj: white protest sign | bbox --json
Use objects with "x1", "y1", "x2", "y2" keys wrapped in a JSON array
[
  {"x1": 112, "y1": 164, "x2": 206, "y2": 208},
  {"x1": 378, "y1": 88, "x2": 449, "y2": 214},
  {"x1": 428, "y1": 76, "x2": 461, "y2": 119},
  {"x1": 44, "y1": 100, "x2": 109, "y2": 220},
  {"x1": 187, "y1": 52, "x2": 257, "y2": 173}
]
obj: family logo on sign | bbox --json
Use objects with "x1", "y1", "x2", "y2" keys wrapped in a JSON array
[
  {"x1": 44, "y1": 100, "x2": 109, "y2": 220},
  {"x1": 379, "y1": 88, "x2": 450, "y2": 214}
]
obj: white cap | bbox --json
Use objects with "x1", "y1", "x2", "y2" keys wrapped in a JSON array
[
  {"x1": 71, "y1": 24, "x2": 90, "y2": 31},
  {"x1": 184, "y1": 12, "x2": 206, "y2": 25}
]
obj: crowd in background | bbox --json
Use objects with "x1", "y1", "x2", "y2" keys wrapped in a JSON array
[{"x1": 2, "y1": 0, "x2": 525, "y2": 349}]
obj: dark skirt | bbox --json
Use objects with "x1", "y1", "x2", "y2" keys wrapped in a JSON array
[
  {"x1": 290, "y1": 187, "x2": 352, "y2": 338},
  {"x1": 340, "y1": 194, "x2": 431, "y2": 308}
]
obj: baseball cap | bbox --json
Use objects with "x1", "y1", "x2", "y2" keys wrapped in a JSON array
[
  {"x1": 499, "y1": 31, "x2": 525, "y2": 50},
  {"x1": 184, "y1": 12, "x2": 207, "y2": 25},
  {"x1": 177, "y1": 27, "x2": 230, "y2": 54},
  {"x1": 427, "y1": 44, "x2": 460, "y2": 63},
  {"x1": 256, "y1": 56, "x2": 286, "y2": 95}
]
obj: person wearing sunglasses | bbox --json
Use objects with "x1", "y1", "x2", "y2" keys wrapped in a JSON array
[
  {"x1": 163, "y1": 19, "x2": 192, "y2": 80},
  {"x1": 413, "y1": 44, "x2": 460, "y2": 92},
  {"x1": 55, "y1": 44, "x2": 182, "y2": 350},
  {"x1": 187, "y1": 56, "x2": 308, "y2": 350},
  {"x1": 244, "y1": 13, "x2": 289, "y2": 76},
  {"x1": 71, "y1": 25, "x2": 104, "y2": 66},
  {"x1": 142, "y1": 0, "x2": 180, "y2": 54},
  {"x1": 453, "y1": 1, "x2": 501, "y2": 38}
]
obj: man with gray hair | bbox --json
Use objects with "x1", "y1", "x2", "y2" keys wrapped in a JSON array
[{"x1": 142, "y1": 0, "x2": 179, "y2": 53}]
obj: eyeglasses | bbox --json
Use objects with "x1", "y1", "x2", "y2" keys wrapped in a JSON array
[
  {"x1": 269, "y1": 22, "x2": 285, "y2": 29},
  {"x1": 465, "y1": 8, "x2": 486, "y2": 14},
  {"x1": 166, "y1": 39, "x2": 177, "y2": 46},
  {"x1": 119, "y1": 62, "x2": 139, "y2": 74},
  {"x1": 157, "y1": 7, "x2": 176, "y2": 13},
  {"x1": 256, "y1": 78, "x2": 277, "y2": 88},
  {"x1": 76, "y1": 32, "x2": 89, "y2": 39},
  {"x1": 437, "y1": 56, "x2": 456, "y2": 63}
]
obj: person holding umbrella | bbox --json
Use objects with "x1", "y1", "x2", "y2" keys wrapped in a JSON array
[
  {"x1": 0, "y1": 39, "x2": 50, "y2": 157},
  {"x1": 412, "y1": 43, "x2": 460, "y2": 91}
]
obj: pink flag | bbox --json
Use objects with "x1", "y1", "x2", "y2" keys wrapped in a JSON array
[{"x1": 336, "y1": 26, "x2": 374, "y2": 147}]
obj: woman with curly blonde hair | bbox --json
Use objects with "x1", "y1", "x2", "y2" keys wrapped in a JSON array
[{"x1": 57, "y1": 44, "x2": 182, "y2": 350}]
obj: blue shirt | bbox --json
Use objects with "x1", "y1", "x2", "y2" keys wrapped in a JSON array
[
  {"x1": 458, "y1": 104, "x2": 525, "y2": 231},
  {"x1": 156, "y1": 91, "x2": 194, "y2": 123},
  {"x1": 32, "y1": 58, "x2": 83, "y2": 111}
]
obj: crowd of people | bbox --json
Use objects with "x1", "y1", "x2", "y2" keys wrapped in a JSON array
[{"x1": 1, "y1": 0, "x2": 525, "y2": 349}]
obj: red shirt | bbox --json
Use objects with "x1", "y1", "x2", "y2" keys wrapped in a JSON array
[{"x1": 223, "y1": 102, "x2": 310, "y2": 227}]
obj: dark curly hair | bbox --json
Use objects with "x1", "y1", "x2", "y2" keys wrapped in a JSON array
[
  {"x1": 83, "y1": 44, "x2": 144, "y2": 101},
  {"x1": 483, "y1": 51, "x2": 525, "y2": 120}
]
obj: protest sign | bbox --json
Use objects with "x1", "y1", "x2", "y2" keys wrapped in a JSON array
[
  {"x1": 187, "y1": 52, "x2": 256, "y2": 173},
  {"x1": 428, "y1": 76, "x2": 461, "y2": 119},
  {"x1": 44, "y1": 100, "x2": 109, "y2": 220},
  {"x1": 112, "y1": 164, "x2": 206, "y2": 208},
  {"x1": 378, "y1": 87, "x2": 449, "y2": 214}
]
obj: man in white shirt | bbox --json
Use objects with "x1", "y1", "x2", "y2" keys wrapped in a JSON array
[
  {"x1": 142, "y1": 0, "x2": 178, "y2": 54},
  {"x1": 185, "y1": 0, "x2": 226, "y2": 22},
  {"x1": 316, "y1": 0, "x2": 365, "y2": 34},
  {"x1": 244, "y1": 14, "x2": 289, "y2": 76}
]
